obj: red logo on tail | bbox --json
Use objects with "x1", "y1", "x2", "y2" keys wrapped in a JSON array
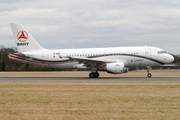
[{"x1": 17, "y1": 31, "x2": 28, "y2": 42}]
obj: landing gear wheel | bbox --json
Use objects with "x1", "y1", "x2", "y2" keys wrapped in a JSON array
[
  {"x1": 94, "y1": 72, "x2": 99, "y2": 78},
  {"x1": 147, "y1": 73, "x2": 152, "y2": 78},
  {"x1": 89, "y1": 72, "x2": 95, "y2": 78},
  {"x1": 89, "y1": 72, "x2": 99, "y2": 78}
]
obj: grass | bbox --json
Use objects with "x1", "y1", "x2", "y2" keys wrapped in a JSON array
[{"x1": 0, "y1": 81, "x2": 180, "y2": 120}]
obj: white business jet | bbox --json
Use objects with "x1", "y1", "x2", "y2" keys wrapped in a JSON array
[{"x1": 8, "y1": 23, "x2": 174, "y2": 78}]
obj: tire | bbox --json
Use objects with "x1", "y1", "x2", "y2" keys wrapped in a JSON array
[
  {"x1": 89, "y1": 72, "x2": 94, "y2": 78},
  {"x1": 94, "y1": 72, "x2": 99, "y2": 78},
  {"x1": 147, "y1": 73, "x2": 152, "y2": 78}
]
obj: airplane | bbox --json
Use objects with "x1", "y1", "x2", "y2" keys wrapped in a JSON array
[{"x1": 8, "y1": 22, "x2": 174, "y2": 78}]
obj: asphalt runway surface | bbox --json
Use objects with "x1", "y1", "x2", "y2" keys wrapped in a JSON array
[{"x1": 0, "y1": 77, "x2": 180, "y2": 82}]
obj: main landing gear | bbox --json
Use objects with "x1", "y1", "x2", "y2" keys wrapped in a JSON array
[
  {"x1": 147, "y1": 66, "x2": 152, "y2": 78},
  {"x1": 89, "y1": 71, "x2": 99, "y2": 78}
]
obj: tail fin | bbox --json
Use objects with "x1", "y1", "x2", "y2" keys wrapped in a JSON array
[{"x1": 10, "y1": 22, "x2": 45, "y2": 52}]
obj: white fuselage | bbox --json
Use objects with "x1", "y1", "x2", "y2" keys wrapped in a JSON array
[{"x1": 9, "y1": 46, "x2": 173, "y2": 70}]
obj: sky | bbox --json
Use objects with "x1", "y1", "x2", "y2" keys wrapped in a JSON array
[{"x1": 1, "y1": 0, "x2": 180, "y2": 54}]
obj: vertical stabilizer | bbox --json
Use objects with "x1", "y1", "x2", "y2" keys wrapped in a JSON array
[{"x1": 10, "y1": 22, "x2": 45, "y2": 52}]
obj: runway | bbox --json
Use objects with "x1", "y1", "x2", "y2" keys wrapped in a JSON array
[{"x1": 0, "y1": 77, "x2": 180, "y2": 82}]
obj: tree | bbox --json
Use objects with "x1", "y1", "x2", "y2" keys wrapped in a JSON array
[{"x1": 1, "y1": 57, "x2": 6, "y2": 71}]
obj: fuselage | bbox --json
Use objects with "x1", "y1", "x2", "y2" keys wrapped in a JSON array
[{"x1": 8, "y1": 46, "x2": 174, "y2": 70}]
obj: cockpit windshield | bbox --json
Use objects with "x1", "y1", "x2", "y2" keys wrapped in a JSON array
[{"x1": 157, "y1": 51, "x2": 167, "y2": 54}]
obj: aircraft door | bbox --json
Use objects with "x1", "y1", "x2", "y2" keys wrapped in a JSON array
[
  {"x1": 146, "y1": 48, "x2": 151, "y2": 58},
  {"x1": 42, "y1": 51, "x2": 48, "y2": 63}
]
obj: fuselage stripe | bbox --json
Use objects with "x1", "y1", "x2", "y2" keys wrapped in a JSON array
[
  {"x1": 8, "y1": 52, "x2": 165, "y2": 66},
  {"x1": 8, "y1": 54, "x2": 69, "y2": 65}
]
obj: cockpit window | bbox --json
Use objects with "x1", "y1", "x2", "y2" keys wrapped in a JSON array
[{"x1": 157, "y1": 51, "x2": 167, "y2": 54}]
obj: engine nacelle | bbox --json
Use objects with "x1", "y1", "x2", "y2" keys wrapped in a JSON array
[{"x1": 106, "y1": 62, "x2": 128, "y2": 74}]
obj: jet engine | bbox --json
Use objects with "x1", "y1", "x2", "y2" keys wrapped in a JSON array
[{"x1": 106, "y1": 62, "x2": 128, "y2": 74}]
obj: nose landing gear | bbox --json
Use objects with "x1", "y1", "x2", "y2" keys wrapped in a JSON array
[
  {"x1": 147, "y1": 73, "x2": 152, "y2": 78},
  {"x1": 147, "y1": 66, "x2": 152, "y2": 78}
]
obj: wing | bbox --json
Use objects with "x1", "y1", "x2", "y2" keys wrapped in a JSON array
[{"x1": 68, "y1": 57, "x2": 115, "y2": 68}]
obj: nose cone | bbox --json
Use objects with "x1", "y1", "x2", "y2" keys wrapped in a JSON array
[{"x1": 167, "y1": 54, "x2": 174, "y2": 63}]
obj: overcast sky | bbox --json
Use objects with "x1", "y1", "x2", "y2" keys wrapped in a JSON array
[{"x1": 1, "y1": 0, "x2": 180, "y2": 54}]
